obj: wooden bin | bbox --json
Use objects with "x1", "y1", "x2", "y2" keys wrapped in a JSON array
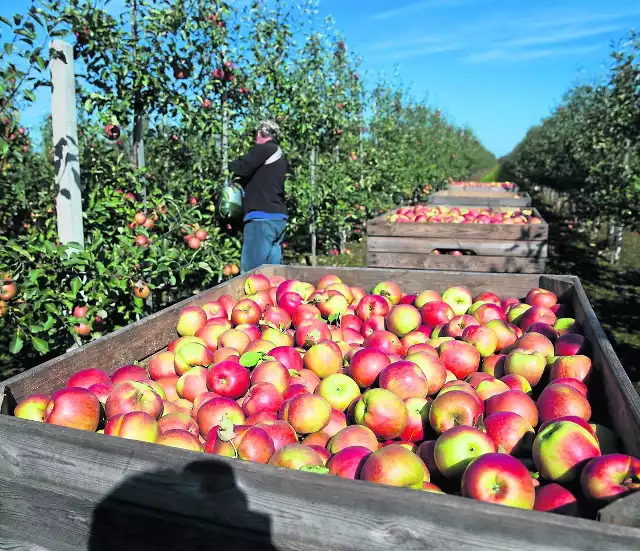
[
  {"x1": 367, "y1": 207, "x2": 548, "y2": 273},
  {"x1": 428, "y1": 189, "x2": 532, "y2": 207},
  {"x1": 447, "y1": 181, "x2": 520, "y2": 193},
  {"x1": 1, "y1": 266, "x2": 639, "y2": 551}
]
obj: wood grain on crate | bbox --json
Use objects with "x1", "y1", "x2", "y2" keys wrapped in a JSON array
[
  {"x1": 0, "y1": 268, "x2": 639, "y2": 548},
  {"x1": 428, "y1": 191, "x2": 532, "y2": 207}
]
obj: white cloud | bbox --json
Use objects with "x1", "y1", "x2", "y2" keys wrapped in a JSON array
[
  {"x1": 465, "y1": 44, "x2": 602, "y2": 64},
  {"x1": 372, "y1": 0, "x2": 478, "y2": 21}
]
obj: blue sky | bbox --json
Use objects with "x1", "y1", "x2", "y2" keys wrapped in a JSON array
[{"x1": 3, "y1": 0, "x2": 639, "y2": 157}]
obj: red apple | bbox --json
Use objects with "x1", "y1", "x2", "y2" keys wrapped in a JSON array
[
  {"x1": 66, "y1": 368, "x2": 111, "y2": 389},
  {"x1": 580, "y1": 454, "x2": 640, "y2": 502},
  {"x1": 537, "y1": 383, "x2": 591, "y2": 423},
  {"x1": 354, "y1": 388, "x2": 408, "y2": 440},
  {"x1": 111, "y1": 364, "x2": 150, "y2": 384},
  {"x1": 327, "y1": 445, "x2": 372, "y2": 479},
  {"x1": 379, "y1": 361, "x2": 429, "y2": 399},
  {"x1": 44, "y1": 388, "x2": 101, "y2": 431},
  {"x1": 549, "y1": 355, "x2": 592, "y2": 383},
  {"x1": 438, "y1": 340, "x2": 480, "y2": 380},
  {"x1": 360, "y1": 444, "x2": 426, "y2": 488},
  {"x1": 207, "y1": 360, "x2": 250, "y2": 398},
  {"x1": 196, "y1": 396, "x2": 246, "y2": 437},
  {"x1": 484, "y1": 411, "x2": 535, "y2": 455},
  {"x1": 485, "y1": 390, "x2": 538, "y2": 428},
  {"x1": 105, "y1": 381, "x2": 164, "y2": 420},
  {"x1": 429, "y1": 390, "x2": 483, "y2": 434},
  {"x1": 231, "y1": 299, "x2": 262, "y2": 326},
  {"x1": 534, "y1": 483, "x2": 579, "y2": 515},
  {"x1": 176, "y1": 306, "x2": 207, "y2": 336},
  {"x1": 420, "y1": 301, "x2": 454, "y2": 327},
  {"x1": 104, "y1": 411, "x2": 160, "y2": 443},
  {"x1": 526, "y1": 288, "x2": 557, "y2": 309},
  {"x1": 327, "y1": 424, "x2": 379, "y2": 453}
]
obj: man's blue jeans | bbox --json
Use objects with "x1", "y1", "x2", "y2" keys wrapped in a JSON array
[{"x1": 241, "y1": 219, "x2": 287, "y2": 273}]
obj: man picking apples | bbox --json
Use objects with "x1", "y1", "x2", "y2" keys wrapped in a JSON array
[{"x1": 229, "y1": 120, "x2": 288, "y2": 273}]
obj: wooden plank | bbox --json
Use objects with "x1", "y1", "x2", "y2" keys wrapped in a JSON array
[
  {"x1": 0, "y1": 528, "x2": 73, "y2": 551},
  {"x1": 598, "y1": 492, "x2": 640, "y2": 528},
  {"x1": 367, "y1": 236, "x2": 548, "y2": 258},
  {"x1": 0, "y1": 417, "x2": 638, "y2": 551},
  {"x1": 367, "y1": 252, "x2": 546, "y2": 274},
  {"x1": 0, "y1": 267, "x2": 276, "y2": 404}
]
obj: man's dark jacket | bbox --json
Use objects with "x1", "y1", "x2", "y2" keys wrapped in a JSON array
[{"x1": 228, "y1": 139, "x2": 288, "y2": 217}]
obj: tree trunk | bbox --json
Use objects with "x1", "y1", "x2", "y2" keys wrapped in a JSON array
[{"x1": 310, "y1": 147, "x2": 317, "y2": 266}]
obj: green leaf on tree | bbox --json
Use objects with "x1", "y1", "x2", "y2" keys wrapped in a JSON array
[
  {"x1": 9, "y1": 331, "x2": 24, "y2": 355},
  {"x1": 31, "y1": 337, "x2": 49, "y2": 354}
]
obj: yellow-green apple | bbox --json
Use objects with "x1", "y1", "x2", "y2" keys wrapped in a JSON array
[
  {"x1": 158, "y1": 411, "x2": 199, "y2": 435},
  {"x1": 461, "y1": 453, "x2": 535, "y2": 509},
  {"x1": 472, "y1": 303, "x2": 506, "y2": 324},
  {"x1": 549, "y1": 355, "x2": 592, "y2": 383},
  {"x1": 148, "y1": 351, "x2": 177, "y2": 380},
  {"x1": 534, "y1": 483, "x2": 579, "y2": 515},
  {"x1": 501, "y1": 297, "x2": 521, "y2": 312},
  {"x1": 555, "y1": 334, "x2": 586, "y2": 356},
  {"x1": 195, "y1": 324, "x2": 228, "y2": 351},
  {"x1": 481, "y1": 354, "x2": 506, "y2": 377},
  {"x1": 360, "y1": 444, "x2": 427, "y2": 489},
  {"x1": 363, "y1": 330, "x2": 403, "y2": 356},
  {"x1": 354, "y1": 388, "x2": 408, "y2": 440},
  {"x1": 191, "y1": 391, "x2": 219, "y2": 420},
  {"x1": 580, "y1": 454, "x2": 639, "y2": 502},
  {"x1": 111, "y1": 364, "x2": 150, "y2": 384},
  {"x1": 372, "y1": 281, "x2": 402, "y2": 305},
  {"x1": 167, "y1": 335, "x2": 206, "y2": 353},
  {"x1": 462, "y1": 325, "x2": 498, "y2": 358},
  {"x1": 532, "y1": 420, "x2": 600, "y2": 482},
  {"x1": 386, "y1": 304, "x2": 422, "y2": 337},
  {"x1": 302, "y1": 431, "x2": 330, "y2": 447},
  {"x1": 504, "y1": 349, "x2": 546, "y2": 386},
  {"x1": 256, "y1": 419, "x2": 298, "y2": 451},
  {"x1": 105, "y1": 381, "x2": 164, "y2": 420},
  {"x1": 429, "y1": 390, "x2": 483, "y2": 434},
  {"x1": 207, "y1": 360, "x2": 250, "y2": 398},
  {"x1": 218, "y1": 329, "x2": 251, "y2": 354},
  {"x1": 327, "y1": 445, "x2": 372, "y2": 478},
  {"x1": 324, "y1": 408, "x2": 348, "y2": 437},
  {"x1": 444, "y1": 314, "x2": 480, "y2": 338},
  {"x1": 485, "y1": 390, "x2": 538, "y2": 427},
  {"x1": 485, "y1": 320, "x2": 518, "y2": 351},
  {"x1": 590, "y1": 424, "x2": 621, "y2": 454},
  {"x1": 285, "y1": 394, "x2": 331, "y2": 435},
  {"x1": 176, "y1": 306, "x2": 207, "y2": 336},
  {"x1": 415, "y1": 289, "x2": 443, "y2": 308},
  {"x1": 261, "y1": 326, "x2": 293, "y2": 347},
  {"x1": 506, "y1": 303, "x2": 531, "y2": 324},
  {"x1": 518, "y1": 307, "x2": 557, "y2": 332},
  {"x1": 438, "y1": 340, "x2": 480, "y2": 380},
  {"x1": 146, "y1": 381, "x2": 167, "y2": 400},
  {"x1": 401, "y1": 397, "x2": 432, "y2": 442},
  {"x1": 316, "y1": 274, "x2": 342, "y2": 290},
  {"x1": 475, "y1": 377, "x2": 510, "y2": 401},
  {"x1": 66, "y1": 368, "x2": 111, "y2": 389},
  {"x1": 537, "y1": 383, "x2": 591, "y2": 423},
  {"x1": 303, "y1": 339, "x2": 343, "y2": 379},
  {"x1": 201, "y1": 301, "x2": 227, "y2": 320},
  {"x1": 525, "y1": 322, "x2": 558, "y2": 341},
  {"x1": 242, "y1": 382, "x2": 283, "y2": 416},
  {"x1": 14, "y1": 393, "x2": 50, "y2": 422},
  {"x1": 420, "y1": 301, "x2": 454, "y2": 327},
  {"x1": 434, "y1": 426, "x2": 496, "y2": 478},
  {"x1": 405, "y1": 351, "x2": 446, "y2": 396},
  {"x1": 316, "y1": 373, "x2": 361, "y2": 411},
  {"x1": 474, "y1": 291, "x2": 501, "y2": 307},
  {"x1": 157, "y1": 429, "x2": 203, "y2": 452},
  {"x1": 356, "y1": 294, "x2": 390, "y2": 321},
  {"x1": 500, "y1": 374, "x2": 532, "y2": 395},
  {"x1": 244, "y1": 273, "x2": 270, "y2": 294},
  {"x1": 441, "y1": 285, "x2": 473, "y2": 316},
  {"x1": 229, "y1": 299, "x2": 260, "y2": 326},
  {"x1": 175, "y1": 366, "x2": 208, "y2": 402},
  {"x1": 505, "y1": 332, "x2": 554, "y2": 357},
  {"x1": 525, "y1": 288, "x2": 557, "y2": 309},
  {"x1": 553, "y1": 318, "x2": 584, "y2": 336},
  {"x1": 196, "y1": 396, "x2": 246, "y2": 437},
  {"x1": 325, "y1": 283, "x2": 353, "y2": 304},
  {"x1": 316, "y1": 291, "x2": 349, "y2": 319},
  {"x1": 484, "y1": 412, "x2": 535, "y2": 455},
  {"x1": 268, "y1": 443, "x2": 323, "y2": 470},
  {"x1": 104, "y1": 411, "x2": 160, "y2": 442},
  {"x1": 378, "y1": 361, "x2": 428, "y2": 399},
  {"x1": 174, "y1": 342, "x2": 214, "y2": 376}
]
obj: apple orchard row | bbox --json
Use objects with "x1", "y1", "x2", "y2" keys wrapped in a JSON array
[{"x1": 14, "y1": 274, "x2": 639, "y2": 514}]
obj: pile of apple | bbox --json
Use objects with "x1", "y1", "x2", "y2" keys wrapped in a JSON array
[
  {"x1": 14, "y1": 275, "x2": 639, "y2": 516},
  {"x1": 449, "y1": 181, "x2": 517, "y2": 191},
  {"x1": 389, "y1": 205, "x2": 543, "y2": 225}
]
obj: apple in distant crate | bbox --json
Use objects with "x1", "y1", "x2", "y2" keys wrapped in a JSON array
[
  {"x1": 207, "y1": 360, "x2": 250, "y2": 399},
  {"x1": 420, "y1": 301, "x2": 454, "y2": 327},
  {"x1": 534, "y1": 483, "x2": 579, "y2": 516},
  {"x1": 327, "y1": 445, "x2": 372, "y2": 479},
  {"x1": 371, "y1": 281, "x2": 402, "y2": 305},
  {"x1": 14, "y1": 393, "x2": 50, "y2": 422},
  {"x1": 461, "y1": 453, "x2": 535, "y2": 509},
  {"x1": 441, "y1": 285, "x2": 473, "y2": 316},
  {"x1": 105, "y1": 381, "x2": 164, "y2": 420},
  {"x1": 360, "y1": 444, "x2": 427, "y2": 489},
  {"x1": 484, "y1": 411, "x2": 535, "y2": 455},
  {"x1": 428, "y1": 390, "x2": 483, "y2": 434},
  {"x1": 268, "y1": 443, "x2": 323, "y2": 470},
  {"x1": 504, "y1": 349, "x2": 546, "y2": 387},
  {"x1": 580, "y1": 454, "x2": 640, "y2": 502},
  {"x1": 405, "y1": 351, "x2": 446, "y2": 396},
  {"x1": 285, "y1": 394, "x2": 332, "y2": 435},
  {"x1": 485, "y1": 390, "x2": 538, "y2": 428},
  {"x1": 176, "y1": 306, "x2": 207, "y2": 336},
  {"x1": 157, "y1": 429, "x2": 204, "y2": 452},
  {"x1": 316, "y1": 373, "x2": 361, "y2": 411},
  {"x1": 66, "y1": 368, "x2": 112, "y2": 389},
  {"x1": 525, "y1": 288, "x2": 557, "y2": 309},
  {"x1": 104, "y1": 411, "x2": 160, "y2": 443},
  {"x1": 532, "y1": 420, "x2": 600, "y2": 482},
  {"x1": 354, "y1": 388, "x2": 408, "y2": 440},
  {"x1": 537, "y1": 383, "x2": 591, "y2": 423},
  {"x1": 438, "y1": 340, "x2": 480, "y2": 380},
  {"x1": 434, "y1": 426, "x2": 496, "y2": 478},
  {"x1": 386, "y1": 304, "x2": 422, "y2": 337}
]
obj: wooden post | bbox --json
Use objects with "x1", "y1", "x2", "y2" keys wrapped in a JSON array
[
  {"x1": 310, "y1": 147, "x2": 317, "y2": 266},
  {"x1": 51, "y1": 40, "x2": 84, "y2": 249}
]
